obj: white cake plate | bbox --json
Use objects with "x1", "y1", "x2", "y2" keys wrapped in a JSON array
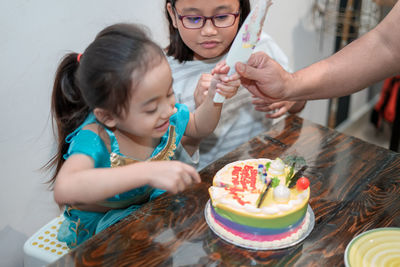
[{"x1": 204, "y1": 200, "x2": 315, "y2": 250}]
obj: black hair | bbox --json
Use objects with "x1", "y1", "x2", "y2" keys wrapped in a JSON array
[
  {"x1": 46, "y1": 23, "x2": 165, "y2": 186},
  {"x1": 165, "y1": 0, "x2": 251, "y2": 62}
]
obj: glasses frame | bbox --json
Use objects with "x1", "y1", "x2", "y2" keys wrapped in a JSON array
[{"x1": 174, "y1": 8, "x2": 240, "y2": 29}]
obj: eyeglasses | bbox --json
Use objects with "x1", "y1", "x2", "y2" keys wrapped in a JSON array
[{"x1": 174, "y1": 8, "x2": 240, "y2": 29}]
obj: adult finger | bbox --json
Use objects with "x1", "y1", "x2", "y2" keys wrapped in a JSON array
[
  {"x1": 235, "y1": 61, "x2": 260, "y2": 81},
  {"x1": 252, "y1": 98, "x2": 269, "y2": 105},
  {"x1": 254, "y1": 103, "x2": 274, "y2": 112}
]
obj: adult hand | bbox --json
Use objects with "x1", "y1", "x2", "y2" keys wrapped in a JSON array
[
  {"x1": 234, "y1": 51, "x2": 293, "y2": 103},
  {"x1": 252, "y1": 98, "x2": 306, "y2": 118}
]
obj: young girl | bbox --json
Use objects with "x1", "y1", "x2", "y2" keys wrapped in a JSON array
[
  {"x1": 165, "y1": 0, "x2": 307, "y2": 169},
  {"x1": 48, "y1": 23, "x2": 235, "y2": 248}
]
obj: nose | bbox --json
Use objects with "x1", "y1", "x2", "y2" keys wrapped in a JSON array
[
  {"x1": 201, "y1": 19, "x2": 217, "y2": 36},
  {"x1": 160, "y1": 97, "x2": 176, "y2": 119}
]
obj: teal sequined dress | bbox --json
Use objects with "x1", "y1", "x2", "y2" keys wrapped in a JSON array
[{"x1": 57, "y1": 103, "x2": 190, "y2": 248}]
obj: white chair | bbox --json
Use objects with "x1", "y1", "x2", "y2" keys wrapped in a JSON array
[{"x1": 23, "y1": 216, "x2": 70, "y2": 267}]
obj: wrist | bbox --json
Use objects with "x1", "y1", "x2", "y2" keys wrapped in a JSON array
[
  {"x1": 288, "y1": 100, "x2": 306, "y2": 114},
  {"x1": 281, "y1": 71, "x2": 295, "y2": 101},
  {"x1": 287, "y1": 70, "x2": 307, "y2": 101}
]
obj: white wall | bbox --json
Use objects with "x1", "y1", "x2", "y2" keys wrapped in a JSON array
[
  {"x1": 261, "y1": 0, "x2": 333, "y2": 125},
  {"x1": 0, "y1": 0, "x2": 334, "y2": 265}
]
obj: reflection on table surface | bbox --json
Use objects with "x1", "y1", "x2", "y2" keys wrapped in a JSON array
[{"x1": 49, "y1": 115, "x2": 400, "y2": 267}]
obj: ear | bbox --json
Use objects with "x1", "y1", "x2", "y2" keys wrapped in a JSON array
[
  {"x1": 166, "y1": 3, "x2": 178, "y2": 28},
  {"x1": 93, "y1": 108, "x2": 117, "y2": 128}
]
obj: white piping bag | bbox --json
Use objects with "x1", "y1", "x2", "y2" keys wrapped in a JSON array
[{"x1": 213, "y1": 0, "x2": 273, "y2": 103}]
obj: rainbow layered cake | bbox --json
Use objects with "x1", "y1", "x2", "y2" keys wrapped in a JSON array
[{"x1": 207, "y1": 158, "x2": 312, "y2": 249}]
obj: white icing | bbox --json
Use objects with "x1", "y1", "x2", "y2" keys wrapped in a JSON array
[
  {"x1": 211, "y1": 187, "x2": 308, "y2": 215},
  {"x1": 243, "y1": 204, "x2": 260, "y2": 213},
  {"x1": 273, "y1": 185, "x2": 291, "y2": 203},
  {"x1": 269, "y1": 158, "x2": 285, "y2": 176},
  {"x1": 299, "y1": 190, "x2": 308, "y2": 199},
  {"x1": 261, "y1": 206, "x2": 279, "y2": 214},
  {"x1": 291, "y1": 198, "x2": 302, "y2": 206},
  {"x1": 277, "y1": 203, "x2": 293, "y2": 211},
  {"x1": 220, "y1": 198, "x2": 237, "y2": 206}
]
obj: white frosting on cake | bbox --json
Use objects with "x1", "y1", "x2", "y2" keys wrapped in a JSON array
[
  {"x1": 210, "y1": 185, "x2": 309, "y2": 216},
  {"x1": 273, "y1": 185, "x2": 291, "y2": 203},
  {"x1": 269, "y1": 158, "x2": 285, "y2": 176},
  {"x1": 210, "y1": 158, "x2": 309, "y2": 216}
]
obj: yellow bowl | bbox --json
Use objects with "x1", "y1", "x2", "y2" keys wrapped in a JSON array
[{"x1": 344, "y1": 227, "x2": 400, "y2": 267}]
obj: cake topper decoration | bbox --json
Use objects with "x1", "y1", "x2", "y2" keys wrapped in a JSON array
[
  {"x1": 256, "y1": 179, "x2": 271, "y2": 208},
  {"x1": 288, "y1": 165, "x2": 308, "y2": 188}
]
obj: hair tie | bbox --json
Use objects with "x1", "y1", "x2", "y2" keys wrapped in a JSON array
[{"x1": 77, "y1": 53, "x2": 82, "y2": 63}]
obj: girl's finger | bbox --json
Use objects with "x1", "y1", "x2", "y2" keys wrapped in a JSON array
[
  {"x1": 216, "y1": 83, "x2": 235, "y2": 92},
  {"x1": 266, "y1": 107, "x2": 287, "y2": 118},
  {"x1": 216, "y1": 85, "x2": 238, "y2": 98},
  {"x1": 222, "y1": 72, "x2": 240, "y2": 82},
  {"x1": 182, "y1": 172, "x2": 193, "y2": 186},
  {"x1": 224, "y1": 79, "x2": 241, "y2": 88},
  {"x1": 266, "y1": 102, "x2": 286, "y2": 110},
  {"x1": 184, "y1": 164, "x2": 201, "y2": 183}
]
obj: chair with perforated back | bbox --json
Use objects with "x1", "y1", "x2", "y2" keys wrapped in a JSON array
[{"x1": 23, "y1": 216, "x2": 69, "y2": 267}]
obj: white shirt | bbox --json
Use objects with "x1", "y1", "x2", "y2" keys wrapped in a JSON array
[{"x1": 168, "y1": 32, "x2": 290, "y2": 170}]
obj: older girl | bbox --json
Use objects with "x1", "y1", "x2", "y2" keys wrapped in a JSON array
[{"x1": 165, "y1": 0, "x2": 306, "y2": 169}]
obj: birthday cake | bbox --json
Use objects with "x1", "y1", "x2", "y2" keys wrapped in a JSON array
[{"x1": 206, "y1": 157, "x2": 312, "y2": 249}]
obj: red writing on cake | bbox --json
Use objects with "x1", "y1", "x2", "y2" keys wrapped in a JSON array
[{"x1": 225, "y1": 165, "x2": 258, "y2": 205}]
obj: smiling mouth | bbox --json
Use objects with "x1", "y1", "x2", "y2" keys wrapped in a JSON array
[{"x1": 156, "y1": 120, "x2": 170, "y2": 131}]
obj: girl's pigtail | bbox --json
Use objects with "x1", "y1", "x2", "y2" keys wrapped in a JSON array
[{"x1": 45, "y1": 53, "x2": 89, "y2": 186}]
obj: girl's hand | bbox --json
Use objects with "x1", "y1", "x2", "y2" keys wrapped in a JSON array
[
  {"x1": 252, "y1": 98, "x2": 306, "y2": 119},
  {"x1": 194, "y1": 73, "x2": 213, "y2": 108},
  {"x1": 146, "y1": 161, "x2": 201, "y2": 194},
  {"x1": 211, "y1": 61, "x2": 241, "y2": 100}
]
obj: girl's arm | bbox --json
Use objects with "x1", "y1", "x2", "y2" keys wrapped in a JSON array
[
  {"x1": 53, "y1": 154, "x2": 200, "y2": 205},
  {"x1": 179, "y1": 63, "x2": 240, "y2": 154},
  {"x1": 184, "y1": 64, "x2": 237, "y2": 138}
]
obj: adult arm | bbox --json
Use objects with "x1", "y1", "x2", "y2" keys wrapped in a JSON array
[{"x1": 235, "y1": 1, "x2": 400, "y2": 102}]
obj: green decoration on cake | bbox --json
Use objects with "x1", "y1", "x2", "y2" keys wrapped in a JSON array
[
  {"x1": 284, "y1": 155, "x2": 307, "y2": 187},
  {"x1": 288, "y1": 165, "x2": 308, "y2": 188},
  {"x1": 256, "y1": 182, "x2": 271, "y2": 208},
  {"x1": 285, "y1": 163, "x2": 295, "y2": 185},
  {"x1": 271, "y1": 177, "x2": 280, "y2": 188},
  {"x1": 284, "y1": 155, "x2": 306, "y2": 168},
  {"x1": 264, "y1": 161, "x2": 271, "y2": 172}
]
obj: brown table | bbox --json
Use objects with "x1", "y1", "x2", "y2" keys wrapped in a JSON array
[{"x1": 49, "y1": 115, "x2": 400, "y2": 266}]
